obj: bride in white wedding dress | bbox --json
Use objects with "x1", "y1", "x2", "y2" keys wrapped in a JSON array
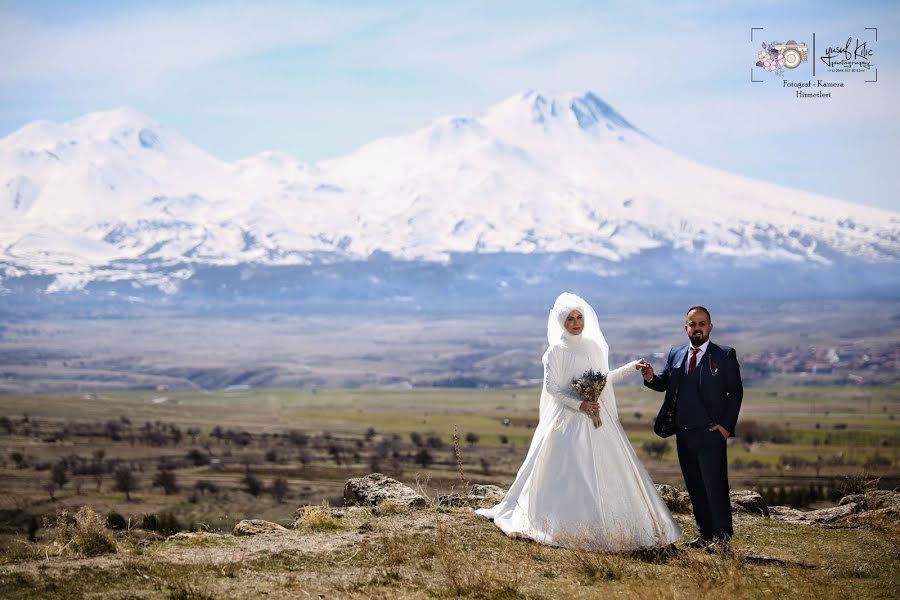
[{"x1": 476, "y1": 292, "x2": 682, "y2": 551}]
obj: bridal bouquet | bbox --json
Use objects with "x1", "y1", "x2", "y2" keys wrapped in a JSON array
[{"x1": 571, "y1": 369, "x2": 607, "y2": 428}]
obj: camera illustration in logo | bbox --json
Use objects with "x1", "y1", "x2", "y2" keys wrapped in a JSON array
[
  {"x1": 756, "y1": 40, "x2": 808, "y2": 76},
  {"x1": 770, "y1": 40, "x2": 808, "y2": 69}
]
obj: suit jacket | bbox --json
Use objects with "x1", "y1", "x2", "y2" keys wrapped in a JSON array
[{"x1": 645, "y1": 341, "x2": 743, "y2": 438}]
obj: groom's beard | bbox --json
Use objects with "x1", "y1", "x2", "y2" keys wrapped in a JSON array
[{"x1": 690, "y1": 332, "x2": 708, "y2": 346}]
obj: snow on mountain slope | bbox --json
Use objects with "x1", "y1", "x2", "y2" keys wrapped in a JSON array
[{"x1": 0, "y1": 92, "x2": 897, "y2": 294}]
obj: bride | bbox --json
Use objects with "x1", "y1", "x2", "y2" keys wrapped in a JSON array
[{"x1": 476, "y1": 292, "x2": 682, "y2": 551}]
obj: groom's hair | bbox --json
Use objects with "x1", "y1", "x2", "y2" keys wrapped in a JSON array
[{"x1": 685, "y1": 305, "x2": 712, "y2": 322}]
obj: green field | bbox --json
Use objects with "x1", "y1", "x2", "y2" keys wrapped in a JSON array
[{"x1": 1, "y1": 384, "x2": 897, "y2": 542}]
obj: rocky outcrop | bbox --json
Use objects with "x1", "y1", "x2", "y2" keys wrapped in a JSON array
[
  {"x1": 343, "y1": 473, "x2": 427, "y2": 508},
  {"x1": 232, "y1": 519, "x2": 288, "y2": 536},
  {"x1": 730, "y1": 489, "x2": 770, "y2": 517},
  {"x1": 655, "y1": 484, "x2": 692, "y2": 513},
  {"x1": 769, "y1": 490, "x2": 900, "y2": 528},
  {"x1": 768, "y1": 503, "x2": 859, "y2": 527},
  {"x1": 653, "y1": 485, "x2": 770, "y2": 517},
  {"x1": 438, "y1": 484, "x2": 506, "y2": 508}
]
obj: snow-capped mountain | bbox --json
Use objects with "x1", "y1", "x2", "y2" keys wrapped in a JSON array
[{"x1": 1, "y1": 91, "x2": 898, "y2": 309}]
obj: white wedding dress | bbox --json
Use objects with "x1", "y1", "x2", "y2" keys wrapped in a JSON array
[{"x1": 476, "y1": 293, "x2": 682, "y2": 551}]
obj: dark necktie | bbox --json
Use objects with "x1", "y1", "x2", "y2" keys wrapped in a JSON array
[{"x1": 688, "y1": 347, "x2": 700, "y2": 376}]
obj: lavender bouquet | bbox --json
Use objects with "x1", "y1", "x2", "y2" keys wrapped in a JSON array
[{"x1": 571, "y1": 369, "x2": 607, "y2": 428}]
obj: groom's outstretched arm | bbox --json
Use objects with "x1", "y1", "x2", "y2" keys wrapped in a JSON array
[
  {"x1": 643, "y1": 347, "x2": 673, "y2": 392},
  {"x1": 719, "y1": 348, "x2": 744, "y2": 437}
]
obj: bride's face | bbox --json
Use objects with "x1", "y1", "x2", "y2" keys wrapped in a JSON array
[{"x1": 564, "y1": 310, "x2": 584, "y2": 335}]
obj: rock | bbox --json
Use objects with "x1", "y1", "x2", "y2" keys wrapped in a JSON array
[
  {"x1": 438, "y1": 484, "x2": 506, "y2": 508},
  {"x1": 839, "y1": 490, "x2": 900, "y2": 512},
  {"x1": 768, "y1": 490, "x2": 900, "y2": 527},
  {"x1": 730, "y1": 489, "x2": 770, "y2": 517},
  {"x1": 343, "y1": 473, "x2": 427, "y2": 508},
  {"x1": 232, "y1": 519, "x2": 288, "y2": 536},
  {"x1": 769, "y1": 502, "x2": 861, "y2": 527},
  {"x1": 655, "y1": 484, "x2": 692, "y2": 513},
  {"x1": 167, "y1": 531, "x2": 229, "y2": 542},
  {"x1": 327, "y1": 506, "x2": 371, "y2": 519}
]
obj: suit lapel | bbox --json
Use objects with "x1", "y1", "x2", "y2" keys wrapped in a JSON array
[
  {"x1": 672, "y1": 344, "x2": 689, "y2": 378},
  {"x1": 701, "y1": 342, "x2": 721, "y2": 385}
]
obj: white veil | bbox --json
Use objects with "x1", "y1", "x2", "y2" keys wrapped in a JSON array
[
  {"x1": 546, "y1": 292, "x2": 609, "y2": 373},
  {"x1": 538, "y1": 292, "x2": 610, "y2": 425}
]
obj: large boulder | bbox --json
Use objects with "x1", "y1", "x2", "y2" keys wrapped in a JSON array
[
  {"x1": 232, "y1": 519, "x2": 288, "y2": 536},
  {"x1": 438, "y1": 484, "x2": 506, "y2": 508},
  {"x1": 343, "y1": 473, "x2": 427, "y2": 508},
  {"x1": 730, "y1": 489, "x2": 770, "y2": 517}
]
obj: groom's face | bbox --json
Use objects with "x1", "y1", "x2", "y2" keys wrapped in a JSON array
[{"x1": 684, "y1": 309, "x2": 712, "y2": 346}]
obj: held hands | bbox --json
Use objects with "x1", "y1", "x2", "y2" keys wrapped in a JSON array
[{"x1": 635, "y1": 359, "x2": 654, "y2": 382}]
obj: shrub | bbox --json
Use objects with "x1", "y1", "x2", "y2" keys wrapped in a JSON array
[
  {"x1": 270, "y1": 477, "x2": 290, "y2": 503},
  {"x1": 51, "y1": 461, "x2": 69, "y2": 490},
  {"x1": 243, "y1": 473, "x2": 263, "y2": 497},
  {"x1": 54, "y1": 507, "x2": 117, "y2": 557},
  {"x1": 140, "y1": 513, "x2": 160, "y2": 531},
  {"x1": 157, "y1": 513, "x2": 183, "y2": 536},
  {"x1": 194, "y1": 479, "x2": 219, "y2": 495},
  {"x1": 113, "y1": 466, "x2": 138, "y2": 501},
  {"x1": 186, "y1": 449, "x2": 210, "y2": 466},
  {"x1": 737, "y1": 420, "x2": 791, "y2": 444},
  {"x1": 415, "y1": 448, "x2": 434, "y2": 468},
  {"x1": 105, "y1": 511, "x2": 128, "y2": 530},
  {"x1": 642, "y1": 440, "x2": 670, "y2": 459},
  {"x1": 152, "y1": 470, "x2": 180, "y2": 495},
  {"x1": 295, "y1": 504, "x2": 343, "y2": 532}
]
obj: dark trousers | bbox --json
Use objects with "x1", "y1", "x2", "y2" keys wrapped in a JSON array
[{"x1": 676, "y1": 428, "x2": 733, "y2": 540}]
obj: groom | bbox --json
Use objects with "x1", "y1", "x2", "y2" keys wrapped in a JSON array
[{"x1": 638, "y1": 306, "x2": 743, "y2": 549}]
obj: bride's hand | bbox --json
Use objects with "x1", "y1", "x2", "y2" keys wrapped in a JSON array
[
  {"x1": 579, "y1": 400, "x2": 599, "y2": 415},
  {"x1": 636, "y1": 359, "x2": 654, "y2": 381}
]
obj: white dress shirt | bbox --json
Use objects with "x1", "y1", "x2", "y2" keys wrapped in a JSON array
[{"x1": 684, "y1": 339, "x2": 710, "y2": 372}]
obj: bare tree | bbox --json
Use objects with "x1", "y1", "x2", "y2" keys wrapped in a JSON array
[
  {"x1": 51, "y1": 461, "x2": 69, "y2": 490},
  {"x1": 270, "y1": 478, "x2": 289, "y2": 503},
  {"x1": 243, "y1": 473, "x2": 263, "y2": 497},
  {"x1": 113, "y1": 466, "x2": 138, "y2": 501},
  {"x1": 152, "y1": 470, "x2": 180, "y2": 495}
]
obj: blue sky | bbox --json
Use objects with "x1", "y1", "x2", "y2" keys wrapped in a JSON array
[{"x1": 1, "y1": 0, "x2": 898, "y2": 211}]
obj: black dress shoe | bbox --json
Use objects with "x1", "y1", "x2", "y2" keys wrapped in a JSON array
[
  {"x1": 703, "y1": 536, "x2": 732, "y2": 553},
  {"x1": 682, "y1": 536, "x2": 710, "y2": 548}
]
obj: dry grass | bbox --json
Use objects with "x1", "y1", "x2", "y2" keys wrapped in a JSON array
[
  {"x1": 51, "y1": 506, "x2": 118, "y2": 557},
  {"x1": 294, "y1": 502, "x2": 346, "y2": 532},
  {"x1": 429, "y1": 521, "x2": 527, "y2": 599},
  {"x1": 165, "y1": 580, "x2": 216, "y2": 600},
  {"x1": 373, "y1": 499, "x2": 410, "y2": 516},
  {"x1": 1, "y1": 501, "x2": 899, "y2": 599}
]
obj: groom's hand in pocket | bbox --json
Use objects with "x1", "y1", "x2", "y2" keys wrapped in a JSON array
[{"x1": 708, "y1": 424, "x2": 730, "y2": 439}]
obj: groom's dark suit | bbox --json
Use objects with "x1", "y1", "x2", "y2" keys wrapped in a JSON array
[{"x1": 645, "y1": 341, "x2": 743, "y2": 541}]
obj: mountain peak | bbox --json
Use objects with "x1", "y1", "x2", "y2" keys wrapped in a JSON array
[{"x1": 482, "y1": 90, "x2": 643, "y2": 136}]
